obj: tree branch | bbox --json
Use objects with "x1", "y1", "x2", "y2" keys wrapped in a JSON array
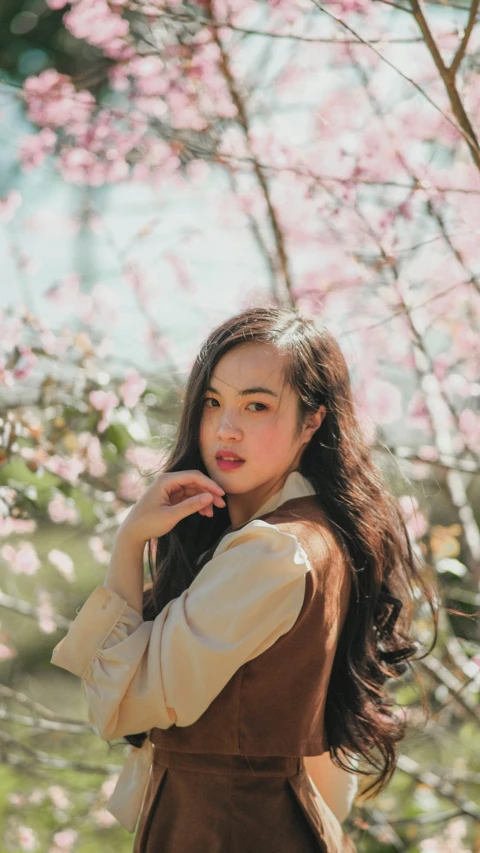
[
  {"x1": 0, "y1": 730, "x2": 122, "y2": 775},
  {"x1": 449, "y1": 0, "x2": 479, "y2": 76},
  {"x1": 205, "y1": 0, "x2": 295, "y2": 307},
  {"x1": 311, "y1": 0, "x2": 480, "y2": 166},
  {"x1": 0, "y1": 590, "x2": 72, "y2": 630},
  {"x1": 409, "y1": 0, "x2": 480, "y2": 171}
]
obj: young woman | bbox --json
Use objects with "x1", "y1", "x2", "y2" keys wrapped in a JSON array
[{"x1": 51, "y1": 306, "x2": 438, "y2": 853}]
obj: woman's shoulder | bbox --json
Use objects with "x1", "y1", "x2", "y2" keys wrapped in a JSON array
[
  {"x1": 209, "y1": 496, "x2": 345, "y2": 570},
  {"x1": 213, "y1": 517, "x2": 308, "y2": 559},
  {"x1": 259, "y1": 498, "x2": 346, "y2": 567}
]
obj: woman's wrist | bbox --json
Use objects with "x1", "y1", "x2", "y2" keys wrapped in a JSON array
[{"x1": 115, "y1": 521, "x2": 148, "y2": 553}]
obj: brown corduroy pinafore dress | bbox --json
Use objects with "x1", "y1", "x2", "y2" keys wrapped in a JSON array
[{"x1": 133, "y1": 495, "x2": 359, "y2": 853}]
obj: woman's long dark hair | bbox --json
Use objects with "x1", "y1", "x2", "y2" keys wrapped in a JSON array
[{"x1": 122, "y1": 305, "x2": 444, "y2": 799}]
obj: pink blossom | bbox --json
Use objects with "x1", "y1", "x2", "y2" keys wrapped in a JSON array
[
  {"x1": 125, "y1": 56, "x2": 168, "y2": 96},
  {"x1": 406, "y1": 391, "x2": 431, "y2": 431},
  {"x1": 0, "y1": 516, "x2": 37, "y2": 537},
  {"x1": 78, "y1": 433, "x2": 107, "y2": 477},
  {"x1": 164, "y1": 250, "x2": 194, "y2": 292},
  {"x1": 48, "y1": 785, "x2": 71, "y2": 810},
  {"x1": 331, "y1": 0, "x2": 371, "y2": 14},
  {"x1": 398, "y1": 495, "x2": 428, "y2": 541},
  {"x1": 1, "y1": 541, "x2": 40, "y2": 575},
  {"x1": 146, "y1": 325, "x2": 170, "y2": 360},
  {"x1": 49, "y1": 829, "x2": 78, "y2": 853},
  {"x1": 79, "y1": 283, "x2": 119, "y2": 325},
  {"x1": 48, "y1": 549, "x2": 76, "y2": 583},
  {"x1": 45, "y1": 273, "x2": 81, "y2": 304},
  {"x1": 101, "y1": 774, "x2": 119, "y2": 799},
  {"x1": 57, "y1": 147, "x2": 99, "y2": 185},
  {"x1": 23, "y1": 69, "x2": 94, "y2": 131},
  {"x1": 364, "y1": 379, "x2": 403, "y2": 426},
  {"x1": 419, "y1": 817, "x2": 469, "y2": 853},
  {"x1": 0, "y1": 642, "x2": 17, "y2": 661},
  {"x1": 8, "y1": 792, "x2": 26, "y2": 806},
  {"x1": 88, "y1": 535, "x2": 110, "y2": 564},
  {"x1": 28, "y1": 789, "x2": 46, "y2": 805},
  {"x1": 44, "y1": 455, "x2": 85, "y2": 483},
  {"x1": 126, "y1": 446, "x2": 166, "y2": 474},
  {"x1": 16, "y1": 826, "x2": 38, "y2": 852},
  {"x1": 89, "y1": 389, "x2": 119, "y2": 432},
  {"x1": 91, "y1": 807, "x2": 118, "y2": 827},
  {"x1": 38, "y1": 328, "x2": 70, "y2": 358},
  {"x1": 89, "y1": 389, "x2": 119, "y2": 412},
  {"x1": 13, "y1": 346, "x2": 37, "y2": 382},
  {"x1": 186, "y1": 159, "x2": 209, "y2": 184},
  {"x1": 0, "y1": 190, "x2": 22, "y2": 223},
  {"x1": 18, "y1": 128, "x2": 57, "y2": 172},
  {"x1": 124, "y1": 261, "x2": 156, "y2": 307},
  {"x1": 443, "y1": 373, "x2": 473, "y2": 399},
  {"x1": 118, "y1": 470, "x2": 144, "y2": 502},
  {"x1": 37, "y1": 589, "x2": 56, "y2": 634},
  {"x1": 47, "y1": 492, "x2": 80, "y2": 524},
  {"x1": 120, "y1": 368, "x2": 147, "y2": 408},
  {"x1": 46, "y1": 0, "x2": 69, "y2": 8},
  {"x1": 418, "y1": 445, "x2": 439, "y2": 462},
  {"x1": 458, "y1": 409, "x2": 480, "y2": 450},
  {"x1": 64, "y1": 0, "x2": 130, "y2": 58}
]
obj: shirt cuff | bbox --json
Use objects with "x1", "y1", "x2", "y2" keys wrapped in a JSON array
[{"x1": 50, "y1": 586, "x2": 143, "y2": 679}]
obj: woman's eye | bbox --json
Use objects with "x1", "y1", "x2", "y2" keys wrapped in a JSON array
[
  {"x1": 246, "y1": 402, "x2": 268, "y2": 412},
  {"x1": 203, "y1": 398, "x2": 268, "y2": 412}
]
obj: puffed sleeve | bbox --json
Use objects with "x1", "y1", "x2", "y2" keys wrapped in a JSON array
[{"x1": 50, "y1": 520, "x2": 311, "y2": 741}]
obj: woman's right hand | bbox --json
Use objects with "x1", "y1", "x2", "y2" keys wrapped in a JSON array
[{"x1": 118, "y1": 469, "x2": 226, "y2": 547}]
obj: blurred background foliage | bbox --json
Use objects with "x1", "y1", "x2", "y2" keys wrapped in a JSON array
[{"x1": 0, "y1": 0, "x2": 110, "y2": 86}]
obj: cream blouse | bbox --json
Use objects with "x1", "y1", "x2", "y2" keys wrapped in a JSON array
[{"x1": 51, "y1": 471, "x2": 358, "y2": 833}]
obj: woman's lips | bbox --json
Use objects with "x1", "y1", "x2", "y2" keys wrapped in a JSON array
[{"x1": 215, "y1": 458, "x2": 245, "y2": 471}]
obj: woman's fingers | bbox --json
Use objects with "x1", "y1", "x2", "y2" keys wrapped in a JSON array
[
  {"x1": 168, "y1": 492, "x2": 215, "y2": 523},
  {"x1": 164, "y1": 473, "x2": 226, "y2": 510},
  {"x1": 164, "y1": 470, "x2": 225, "y2": 497}
]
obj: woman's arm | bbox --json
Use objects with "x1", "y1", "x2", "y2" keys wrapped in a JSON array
[
  {"x1": 51, "y1": 521, "x2": 310, "y2": 741},
  {"x1": 303, "y1": 752, "x2": 359, "y2": 823},
  {"x1": 103, "y1": 528, "x2": 145, "y2": 615}
]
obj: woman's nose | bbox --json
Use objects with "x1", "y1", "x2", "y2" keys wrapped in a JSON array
[{"x1": 216, "y1": 412, "x2": 242, "y2": 438}]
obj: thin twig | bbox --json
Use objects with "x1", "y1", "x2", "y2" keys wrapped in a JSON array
[
  {"x1": 0, "y1": 730, "x2": 123, "y2": 775},
  {"x1": 450, "y1": 0, "x2": 479, "y2": 75},
  {"x1": 206, "y1": 0, "x2": 295, "y2": 307},
  {"x1": 0, "y1": 709, "x2": 91, "y2": 734},
  {"x1": 396, "y1": 753, "x2": 480, "y2": 820},
  {"x1": 311, "y1": 0, "x2": 480, "y2": 162},
  {"x1": 409, "y1": 0, "x2": 480, "y2": 171},
  {"x1": 0, "y1": 684, "x2": 84, "y2": 725},
  {"x1": 0, "y1": 590, "x2": 72, "y2": 630}
]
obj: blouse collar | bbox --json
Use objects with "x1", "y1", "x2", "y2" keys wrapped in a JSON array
[{"x1": 243, "y1": 470, "x2": 316, "y2": 524}]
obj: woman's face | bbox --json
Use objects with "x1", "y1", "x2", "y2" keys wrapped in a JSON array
[{"x1": 199, "y1": 341, "x2": 323, "y2": 503}]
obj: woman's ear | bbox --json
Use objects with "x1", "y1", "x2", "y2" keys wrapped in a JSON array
[{"x1": 303, "y1": 405, "x2": 326, "y2": 441}]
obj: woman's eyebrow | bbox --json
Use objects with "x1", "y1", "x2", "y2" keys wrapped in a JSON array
[{"x1": 207, "y1": 384, "x2": 279, "y2": 398}]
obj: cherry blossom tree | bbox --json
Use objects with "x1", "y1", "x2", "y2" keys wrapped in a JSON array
[{"x1": 1, "y1": 1, "x2": 480, "y2": 850}]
